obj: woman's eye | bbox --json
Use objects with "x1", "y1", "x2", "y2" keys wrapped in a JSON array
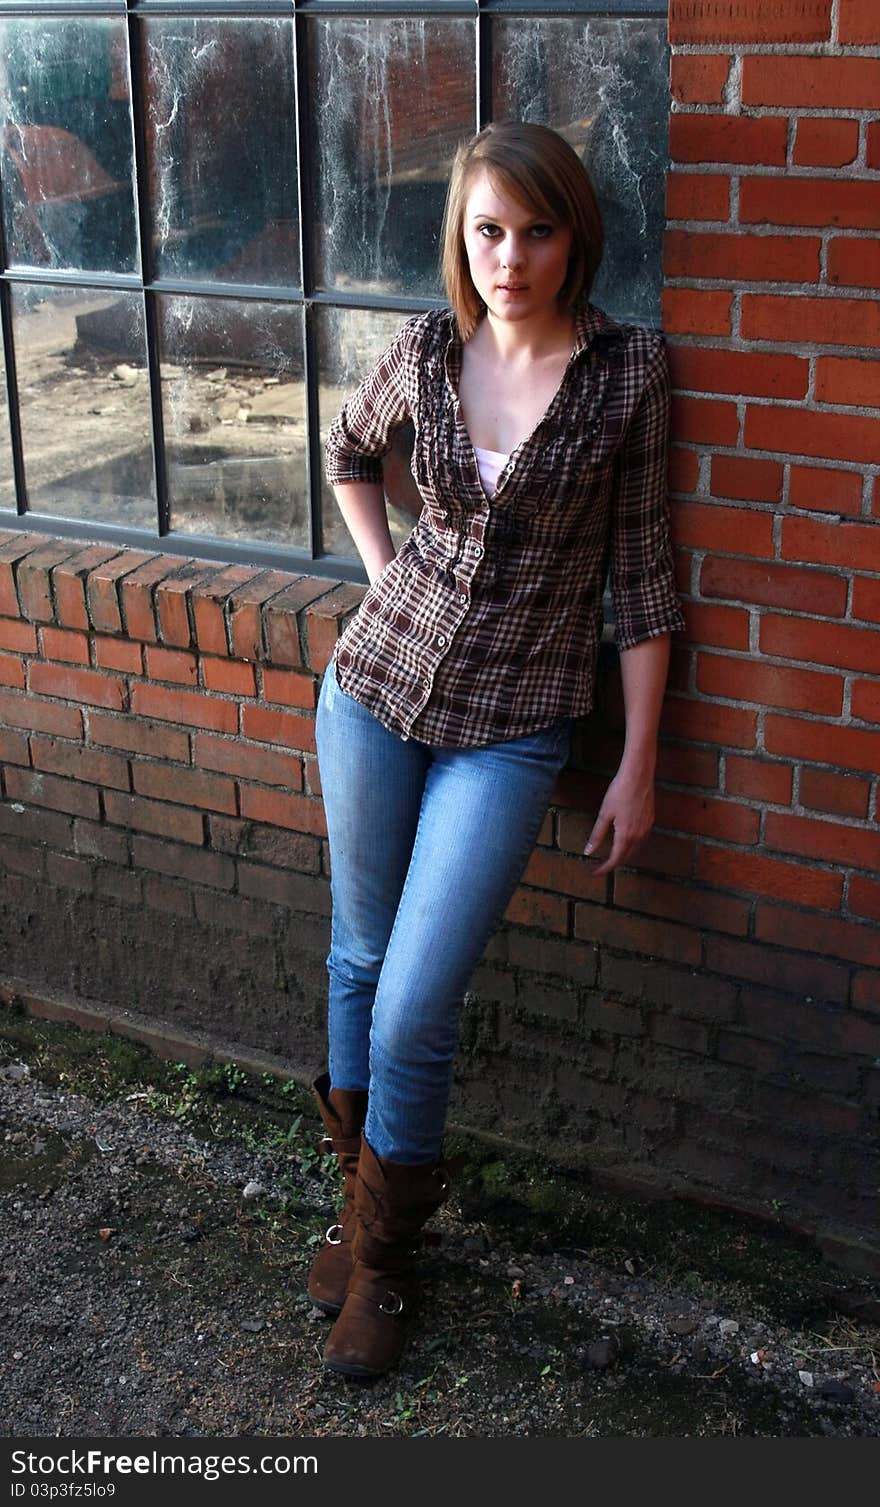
[
  {"x1": 530, "y1": 224, "x2": 554, "y2": 239},
  {"x1": 478, "y1": 224, "x2": 500, "y2": 237}
]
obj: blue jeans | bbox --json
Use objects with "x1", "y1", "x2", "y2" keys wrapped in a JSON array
[{"x1": 315, "y1": 656, "x2": 573, "y2": 1164}]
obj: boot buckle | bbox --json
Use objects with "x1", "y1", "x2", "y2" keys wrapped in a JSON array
[
  {"x1": 319, "y1": 1136, "x2": 334, "y2": 1154},
  {"x1": 325, "y1": 1222, "x2": 343, "y2": 1245},
  {"x1": 379, "y1": 1290, "x2": 404, "y2": 1316}
]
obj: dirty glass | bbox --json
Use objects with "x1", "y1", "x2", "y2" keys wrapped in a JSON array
[
  {"x1": 492, "y1": 14, "x2": 669, "y2": 324},
  {"x1": 317, "y1": 304, "x2": 415, "y2": 558},
  {"x1": 143, "y1": 17, "x2": 299, "y2": 287},
  {"x1": 309, "y1": 17, "x2": 474, "y2": 298},
  {"x1": 12, "y1": 284, "x2": 155, "y2": 525},
  {"x1": 0, "y1": 16, "x2": 138, "y2": 274},
  {"x1": 157, "y1": 295, "x2": 307, "y2": 548},
  {"x1": 0, "y1": 336, "x2": 14, "y2": 512}
]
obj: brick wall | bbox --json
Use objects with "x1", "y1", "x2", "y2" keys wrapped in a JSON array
[{"x1": 0, "y1": 0, "x2": 879, "y2": 1275}]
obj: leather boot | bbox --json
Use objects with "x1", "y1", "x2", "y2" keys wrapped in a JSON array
[
  {"x1": 306, "y1": 1072, "x2": 369, "y2": 1316},
  {"x1": 323, "y1": 1133, "x2": 450, "y2": 1378}
]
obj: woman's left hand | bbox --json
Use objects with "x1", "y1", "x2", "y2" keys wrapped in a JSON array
[{"x1": 582, "y1": 766, "x2": 655, "y2": 875}]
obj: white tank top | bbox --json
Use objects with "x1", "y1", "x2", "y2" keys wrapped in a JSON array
[{"x1": 472, "y1": 443, "x2": 510, "y2": 499}]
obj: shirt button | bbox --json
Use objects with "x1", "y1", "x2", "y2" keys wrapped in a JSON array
[
  {"x1": 458, "y1": 592, "x2": 467, "y2": 603},
  {"x1": 473, "y1": 544, "x2": 483, "y2": 558},
  {"x1": 437, "y1": 635, "x2": 446, "y2": 646}
]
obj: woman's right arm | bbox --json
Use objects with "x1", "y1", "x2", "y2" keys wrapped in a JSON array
[{"x1": 331, "y1": 480, "x2": 397, "y2": 586}]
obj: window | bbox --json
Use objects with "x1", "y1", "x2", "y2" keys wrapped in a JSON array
[{"x1": 0, "y1": 1, "x2": 670, "y2": 581}]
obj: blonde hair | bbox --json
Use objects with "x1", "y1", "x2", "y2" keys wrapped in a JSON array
[{"x1": 440, "y1": 121, "x2": 605, "y2": 342}]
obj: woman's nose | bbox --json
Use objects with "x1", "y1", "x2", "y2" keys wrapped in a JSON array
[{"x1": 500, "y1": 237, "x2": 526, "y2": 268}]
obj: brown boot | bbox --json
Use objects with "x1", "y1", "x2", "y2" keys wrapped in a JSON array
[
  {"x1": 306, "y1": 1072, "x2": 369, "y2": 1316},
  {"x1": 323, "y1": 1133, "x2": 450, "y2": 1378}
]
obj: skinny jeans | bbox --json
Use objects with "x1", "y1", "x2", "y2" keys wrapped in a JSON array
[{"x1": 315, "y1": 654, "x2": 573, "y2": 1164}]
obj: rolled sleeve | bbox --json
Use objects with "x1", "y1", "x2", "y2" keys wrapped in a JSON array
[
  {"x1": 324, "y1": 315, "x2": 418, "y2": 487},
  {"x1": 609, "y1": 332, "x2": 687, "y2": 652}
]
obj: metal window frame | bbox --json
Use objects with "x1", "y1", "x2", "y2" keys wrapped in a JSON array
[{"x1": 0, "y1": 0, "x2": 668, "y2": 582}]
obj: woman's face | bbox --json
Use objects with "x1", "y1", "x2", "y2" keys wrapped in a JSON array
[{"x1": 461, "y1": 168, "x2": 573, "y2": 325}]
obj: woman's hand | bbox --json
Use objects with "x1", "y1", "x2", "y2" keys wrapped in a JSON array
[{"x1": 583, "y1": 764, "x2": 655, "y2": 875}]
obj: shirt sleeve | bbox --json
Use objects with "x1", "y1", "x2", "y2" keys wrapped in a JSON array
[
  {"x1": 608, "y1": 330, "x2": 687, "y2": 652},
  {"x1": 324, "y1": 314, "x2": 420, "y2": 487}
]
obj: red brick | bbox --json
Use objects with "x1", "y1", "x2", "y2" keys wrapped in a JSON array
[
  {"x1": 129, "y1": 682, "x2": 237, "y2": 734},
  {"x1": 852, "y1": 971, "x2": 880, "y2": 1011},
  {"x1": 0, "y1": 533, "x2": 46, "y2": 616},
  {"x1": 226, "y1": 571, "x2": 296, "y2": 663},
  {"x1": 815, "y1": 356, "x2": 880, "y2": 409},
  {"x1": 201, "y1": 657, "x2": 257, "y2": 697},
  {"x1": 0, "y1": 687, "x2": 82, "y2": 740},
  {"x1": 840, "y1": 0, "x2": 880, "y2": 43},
  {"x1": 119, "y1": 555, "x2": 184, "y2": 643},
  {"x1": 31, "y1": 735, "x2": 129, "y2": 791},
  {"x1": 574, "y1": 904, "x2": 702, "y2": 966},
  {"x1": 795, "y1": 117, "x2": 860, "y2": 168},
  {"x1": 744, "y1": 405, "x2": 880, "y2": 465},
  {"x1": 655, "y1": 743, "x2": 719, "y2": 789},
  {"x1": 670, "y1": 395, "x2": 739, "y2": 446},
  {"x1": 668, "y1": 446, "x2": 700, "y2": 494},
  {"x1": 850, "y1": 875, "x2": 880, "y2": 923},
  {"x1": 743, "y1": 53, "x2": 880, "y2": 109},
  {"x1": 697, "y1": 652, "x2": 843, "y2": 716},
  {"x1": 192, "y1": 733, "x2": 302, "y2": 789},
  {"x1": 0, "y1": 648, "x2": 25, "y2": 689},
  {"x1": 131, "y1": 833, "x2": 235, "y2": 891},
  {"x1": 676, "y1": 502, "x2": 775, "y2": 557},
  {"x1": 4, "y1": 765, "x2": 100, "y2": 820},
  {"x1": 853, "y1": 576, "x2": 880, "y2": 624},
  {"x1": 705, "y1": 931, "x2": 847, "y2": 999},
  {"x1": 28, "y1": 661, "x2": 125, "y2": 711},
  {"x1": 665, "y1": 172, "x2": 730, "y2": 222},
  {"x1": 50, "y1": 546, "x2": 126, "y2": 631},
  {"x1": 670, "y1": 53, "x2": 731, "y2": 105},
  {"x1": 145, "y1": 645, "x2": 198, "y2": 685},
  {"x1": 522, "y1": 843, "x2": 609, "y2": 903},
  {"x1": 662, "y1": 288, "x2": 733, "y2": 338},
  {"x1": 711, "y1": 456, "x2": 783, "y2": 504},
  {"x1": 0, "y1": 727, "x2": 29, "y2": 766},
  {"x1": 700, "y1": 556, "x2": 846, "y2": 616},
  {"x1": 661, "y1": 696, "x2": 757, "y2": 749},
  {"x1": 504, "y1": 887, "x2": 569, "y2": 935},
  {"x1": 740, "y1": 175, "x2": 880, "y2": 229},
  {"x1": 868, "y1": 121, "x2": 880, "y2": 171},
  {"x1": 800, "y1": 767, "x2": 869, "y2": 820},
  {"x1": 612, "y1": 871, "x2": 749, "y2": 935},
  {"x1": 0, "y1": 620, "x2": 38, "y2": 656},
  {"x1": 755, "y1": 903, "x2": 880, "y2": 969},
  {"x1": 155, "y1": 562, "x2": 225, "y2": 649},
  {"x1": 789, "y1": 465, "x2": 863, "y2": 515},
  {"x1": 827, "y1": 236, "x2": 880, "y2": 290},
  {"x1": 261, "y1": 667, "x2": 315, "y2": 709},
  {"x1": 663, "y1": 229, "x2": 820, "y2": 283},
  {"x1": 94, "y1": 636, "x2": 143, "y2": 675},
  {"x1": 765, "y1": 712, "x2": 880, "y2": 774},
  {"x1": 743, "y1": 293, "x2": 880, "y2": 349},
  {"x1": 760, "y1": 613, "x2": 880, "y2": 674},
  {"x1": 87, "y1": 552, "x2": 157, "y2": 633},
  {"x1": 264, "y1": 579, "x2": 337, "y2": 668},
  {"x1": 851, "y1": 679, "x2": 880, "y2": 723},
  {"x1": 18, "y1": 541, "x2": 84, "y2": 622},
  {"x1": 103, "y1": 790, "x2": 204, "y2": 844},
  {"x1": 87, "y1": 711, "x2": 189, "y2": 762},
  {"x1": 765, "y1": 810, "x2": 880, "y2": 872},
  {"x1": 38, "y1": 626, "x2": 88, "y2": 664},
  {"x1": 240, "y1": 703, "x2": 316, "y2": 754},
  {"x1": 191, "y1": 565, "x2": 264, "y2": 657},
  {"x1": 781, "y1": 516, "x2": 880, "y2": 572},
  {"x1": 304, "y1": 584, "x2": 369, "y2": 673},
  {"x1": 132, "y1": 760, "x2": 237, "y2": 815},
  {"x1": 239, "y1": 783, "x2": 327, "y2": 838},
  {"x1": 697, "y1": 844, "x2": 842, "y2": 909},
  {"x1": 670, "y1": 114, "x2": 788, "y2": 167},
  {"x1": 670, "y1": 2, "x2": 832, "y2": 45},
  {"x1": 656, "y1": 786, "x2": 760, "y2": 844},
  {"x1": 683, "y1": 602, "x2": 750, "y2": 651},
  {"x1": 725, "y1": 755, "x2": 793, "y2": 805},
  {"x1": 668, "y1": 346, "x2": 808, "y2": 402}
]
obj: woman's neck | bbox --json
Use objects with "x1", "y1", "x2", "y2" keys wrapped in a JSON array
[{"x1": 472, "y1": 303, "x2": 577, "y2": 367}]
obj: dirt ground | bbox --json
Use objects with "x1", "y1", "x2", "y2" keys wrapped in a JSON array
[{"x1": 1, "y1": 1003, "x2": 879, "y2": 1439}]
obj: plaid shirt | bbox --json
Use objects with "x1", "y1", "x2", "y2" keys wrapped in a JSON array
[{"x1": 325, "y1": 301, "x2": 686, "y2": 748}]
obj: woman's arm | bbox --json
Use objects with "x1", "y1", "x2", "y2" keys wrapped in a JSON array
[
  {"x1": 582, "y1": 631, "x2": 671, "y2": 871},
  {"x1": 332, "y1": 480, "x2": 398, "y2": 586}
]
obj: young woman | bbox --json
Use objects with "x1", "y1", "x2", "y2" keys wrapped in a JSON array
[{"x1": 311, "y1": 121, "x2": 686, "y2": 1379}]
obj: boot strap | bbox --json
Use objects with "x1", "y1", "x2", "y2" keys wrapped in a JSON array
[{"x1": 346, "y1": 1268, "x2": 407, "y2": 1316}]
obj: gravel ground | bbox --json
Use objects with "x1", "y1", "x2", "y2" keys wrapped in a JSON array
[{"x1": 1, "y1": 1020, "x2": 879, "y2": 1439}]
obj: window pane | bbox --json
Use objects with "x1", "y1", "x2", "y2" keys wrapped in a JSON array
[
  {"x1": 13, "y1": 284, "x2": 155, "y2": 524},
  {"x1": 158, "y1": 294, "x2": 307, "y2": 549},
  {"x1": 309, "y1": 17, "x2": 474, "y2": 297},
  {"x1": 0, "y1": 17, "x2": 138, "y2": 275},
  {"x1": 317, "y1": 304, "x2": 413, "y2": 559},
  {"x1": 492, "y1": 15, "x2": 669, "y2": 324},
  {"x1": 0, "y1": 334, "x2": 14, "y2": 511},
  {"x1": 143, "y1": 17, "x2": 299, "y2": 287}
]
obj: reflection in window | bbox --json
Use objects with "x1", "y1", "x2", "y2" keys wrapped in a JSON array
[
  {"x1": 12, "y1": 284, "x2": 154, "y2": 524},
  {"x1": 143, "y1": 18, "x2": 299, "y2": 287},
  {"x1": 0, "y1": 334, "x2": 13, "y2": 511},
  {"x1": 493, "y1": 15, "x2": 669, "y2": 324},
  {"x1": 157, "y1": 295, "x2": 307, "y2": 548},
  {"x1": 310, "y1": 18, "x2": 473, "y2": 298},
  {"x1": 0, "y1": 17, "x2": 138, "y2": 274}
]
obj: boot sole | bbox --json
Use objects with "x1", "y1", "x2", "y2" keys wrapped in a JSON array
[
  {"x1": 307, "y1": 1293, "x2": 344, "y2": 1317},
  {"x1": 323, "y1": 1355, "x2": 390, "y2": 1379}
]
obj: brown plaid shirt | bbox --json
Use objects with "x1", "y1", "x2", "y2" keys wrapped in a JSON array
[{"x1": 325, "y1": 301, "x2": 686, "y2": 748}]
